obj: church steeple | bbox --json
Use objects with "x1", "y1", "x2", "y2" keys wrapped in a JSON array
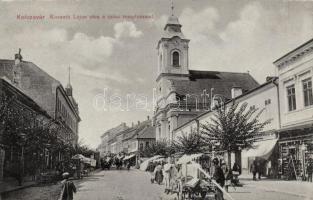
[
  {"x1": 65, "y1": 66, "x2": 73, "y2": 96},
  {"x1": 156, "y1": 0, "x2": 190, "y2": 79},
  {"x1": 164, "y1": 0, "x2": 182, "y2": 34}
]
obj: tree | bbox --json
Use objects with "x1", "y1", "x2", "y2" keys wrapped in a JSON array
[
  {"x1": 201, "y1": 102, "x2": 271, "y2": 169},
  {"x1": 144, "y1": 139, "x2": 172, "y2": 157},
  {"x1": 171, "y1": 131, "x2": 209, "y2": 156},
  {"x1": 76, "y1": 139, "x2": 95, "y2": 157}
]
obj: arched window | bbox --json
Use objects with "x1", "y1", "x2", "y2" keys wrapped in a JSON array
[{"x1": 172, "y1": 51, "x2": 180, "y2": 67}]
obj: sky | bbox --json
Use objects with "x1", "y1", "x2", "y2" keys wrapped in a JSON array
[{"x1": 0, "y1": 0, "x2": 312, "y2": 148}]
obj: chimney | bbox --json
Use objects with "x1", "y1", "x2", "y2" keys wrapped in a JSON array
[
  {"x1": 147, "y1": 116, "x2": 150, "y2": 120},
  {"x1": 14, "y1": 48, "x2": 23, "y2": 65},
  {"x1": 231, "y1": 87, "x2": 242, "y2": 99},
  {"x1": 137, "y1": 121, "x2": 140, "y2": 125},
  {"x1": 132, "y1": 122, "x2": 134, "y2": 127}
]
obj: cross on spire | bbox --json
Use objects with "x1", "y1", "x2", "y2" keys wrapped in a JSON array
[{"x1": 171, "y1": 0, "x2": 174, "y2": 16}]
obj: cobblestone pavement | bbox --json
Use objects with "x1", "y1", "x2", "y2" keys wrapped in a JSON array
[
  {"x1": 1, "y1": 183, "x2": 62, "y2": 200},
  {"x1": 74, "y1": 169, "x2": 164, "y2": 200}
]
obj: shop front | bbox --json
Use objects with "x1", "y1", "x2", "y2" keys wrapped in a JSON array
[
  {"x1": 278, "y1": 127, "x2": 313, "y2": 181},
  {"x1": 241, "y1": 137, "x2": 279, "y2": 178}
]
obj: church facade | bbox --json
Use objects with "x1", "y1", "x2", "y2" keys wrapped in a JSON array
[{"x1": 153, "y1": 14, "x2": 260, "y2": 142}]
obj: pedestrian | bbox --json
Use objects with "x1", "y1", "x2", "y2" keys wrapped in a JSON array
[
  {"x1": 221, "y1": 162, "x2": 231, "y2": 192},
  {"x1": 212, "y1": 158, "x2": 225, "y2": 200},
  {"x1": 154, "y1": 162, "x2": 164, "y2": 185},
  {"x1": 232, "y1": 162, "x2": 241, "y2": 175},
  {"x1": 127, "y1": 160, "x2": 131, "y2": 171},
  {"x1": 163, "y1": 162, "x2": 171, "y2": 193},
  {"x1": 256, "y1": 160, "x2": 262, "y2": 180},
  {"x1": 61, "y1": 172, "x2": 76, "y2": 200},
  {"x1": 232, "y1": 162, "x2": 241, "y2": 185},
  {"x1": 307, "y1": 161, "x2": 313, "y2": 182},
  {"x1": 250, "y1": 160, "x2": 257, "y2": 181}
]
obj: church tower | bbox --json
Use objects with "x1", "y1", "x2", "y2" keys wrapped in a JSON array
[
  {"x1": 154, "y1": 3, "x2": 191, "y2": 142},
  {"x1": 156, "y1": 5, "x2": 190, "y2": 81}
]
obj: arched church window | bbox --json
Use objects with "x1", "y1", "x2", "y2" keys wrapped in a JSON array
[{"x1": 172, "y1": 51, "x2": 180, "y2": 67}]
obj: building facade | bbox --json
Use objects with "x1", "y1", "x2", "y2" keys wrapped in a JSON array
[
  {"x1": 153, "y1": 13, "x2": 259, "y2": 143},
  {"x1": 0, "y1": 77, "x2": 51, "y2": 181},
  {"x1": 0, "y1": 51, "x2": 80, "y2": 146},
  {"x1": 173, "y1": 77, "x2": 280, "y2": 175},
  {"x1": 97, "y1": 122, "x2": 128, "y2": 156},
  {"x1": 274, "y1": 38, "x2": 313, "y2": 179}
]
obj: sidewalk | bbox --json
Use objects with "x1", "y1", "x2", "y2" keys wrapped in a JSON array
[
  {"x1": 243, "y1": 179, "x2": 313, "y2": 199},
  {"x1": 0, "y1": 179, "x2": 36, "y2": 195}
]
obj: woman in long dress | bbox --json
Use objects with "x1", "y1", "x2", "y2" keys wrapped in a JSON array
[{"x1": 154, "y1": 162, "x2": 164, "y2": 185}]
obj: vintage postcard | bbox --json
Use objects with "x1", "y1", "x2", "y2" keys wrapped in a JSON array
[{"x1": 0, "y1": 0, "x2": 313, "y2": 199}]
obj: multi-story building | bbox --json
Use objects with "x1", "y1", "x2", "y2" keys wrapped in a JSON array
[
  {"x1": 134, "y1": 125, "x2": 156, "y2": 154},
  {"x1": 173, "y1": 77, "x2": 280, "y2": 175},
  {"x1": 172, "y1": 37, "x2": 313, "y2": 179},
  {"x1": 0, "y1": 77, "x2": 51, "y2": 181},
  {"x1": 153, "y1": 12, "x2": 259, "y2": 143},
  {"x1": 274, "y1": 38, "x2": 313, "y2": 178},
  {"x1": 98, "y1": 122, "x2": 128, "y2": 156},
  {"x1": 0, "y1": 50, "x2": 80, "y2": 146},
  {"x1": 122, "y1": 120, "x2": 151, "y2": 154}
]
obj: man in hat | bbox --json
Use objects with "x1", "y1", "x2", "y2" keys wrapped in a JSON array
[
  {"x1": 212, "y1": 158, "x2": 225, "y2": 200},
  {"x1": 61, "y1": 172, "x2": 77, "y2": 200}
]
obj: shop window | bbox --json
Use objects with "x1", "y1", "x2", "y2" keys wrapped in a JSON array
[
  {"x1": 303, "y1": 78, "x2": 313, "y2": 107},
  {"x1": 287, "y1": 85, "x2": 296, "y2": 111}
]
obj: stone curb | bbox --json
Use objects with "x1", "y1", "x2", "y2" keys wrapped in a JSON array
[{"x1": 0, "y1": 181, "x2": 37, "y2": 196}]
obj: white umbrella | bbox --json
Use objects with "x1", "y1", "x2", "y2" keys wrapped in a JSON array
[{"x1": 71, "y1": 154, "x2": 86, "y2": 160}]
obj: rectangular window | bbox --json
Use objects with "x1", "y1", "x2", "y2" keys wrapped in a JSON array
[
  {"x1": 287, "y1": 85, "x2": 296, "y2": 111},
  {"x1": 303, "y1": 78, "x2": 313, "y2": 107}
]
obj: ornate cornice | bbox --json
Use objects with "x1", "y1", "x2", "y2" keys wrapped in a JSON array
[{"x1": 274, "y1": 38, "x2": 313, "y2": 68}]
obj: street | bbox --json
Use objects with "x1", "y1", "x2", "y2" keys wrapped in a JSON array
[
  {"x1": 72, "y1": 169, "x2": 313, "y2": 200},
  {"x1": 74, "y1": 169, "x2": 164, "y2": 200}
]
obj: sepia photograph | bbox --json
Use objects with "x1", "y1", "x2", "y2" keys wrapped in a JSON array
[{"x1": 0, "y1": 0, "x2": 313, "y2": 199}]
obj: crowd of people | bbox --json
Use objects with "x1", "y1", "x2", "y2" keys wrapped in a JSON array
[
  {"x1": 145, "y1": 156, "x2": 242, "y2": 200},
  {"x1": 100, "y1": 153, "x2": 134, "y2": 171}
]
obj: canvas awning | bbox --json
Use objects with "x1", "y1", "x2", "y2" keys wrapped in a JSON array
[
  {"x1": 123, "y1": 154, "x2": 136, "y2": 161},
  {"x1": 139, "y1": 155, "x2": 164, "y2": 171},
  {"x1": 243, "y1": 139, "x2": 278, "y2": 160},
  {"x1": 177, "y1": 153, "x2": 203, "y2": 164}
]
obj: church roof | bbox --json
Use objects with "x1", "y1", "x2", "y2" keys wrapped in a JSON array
[
  {"x1": 161, "y1": 14, "x2": 186, "y2": 40},
  {"x1": 166, "y1": 15, "x2": 181, "y2": 27},
  {"x1": 169, "y1": 70, "x2": 259, "y2": 104}
]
